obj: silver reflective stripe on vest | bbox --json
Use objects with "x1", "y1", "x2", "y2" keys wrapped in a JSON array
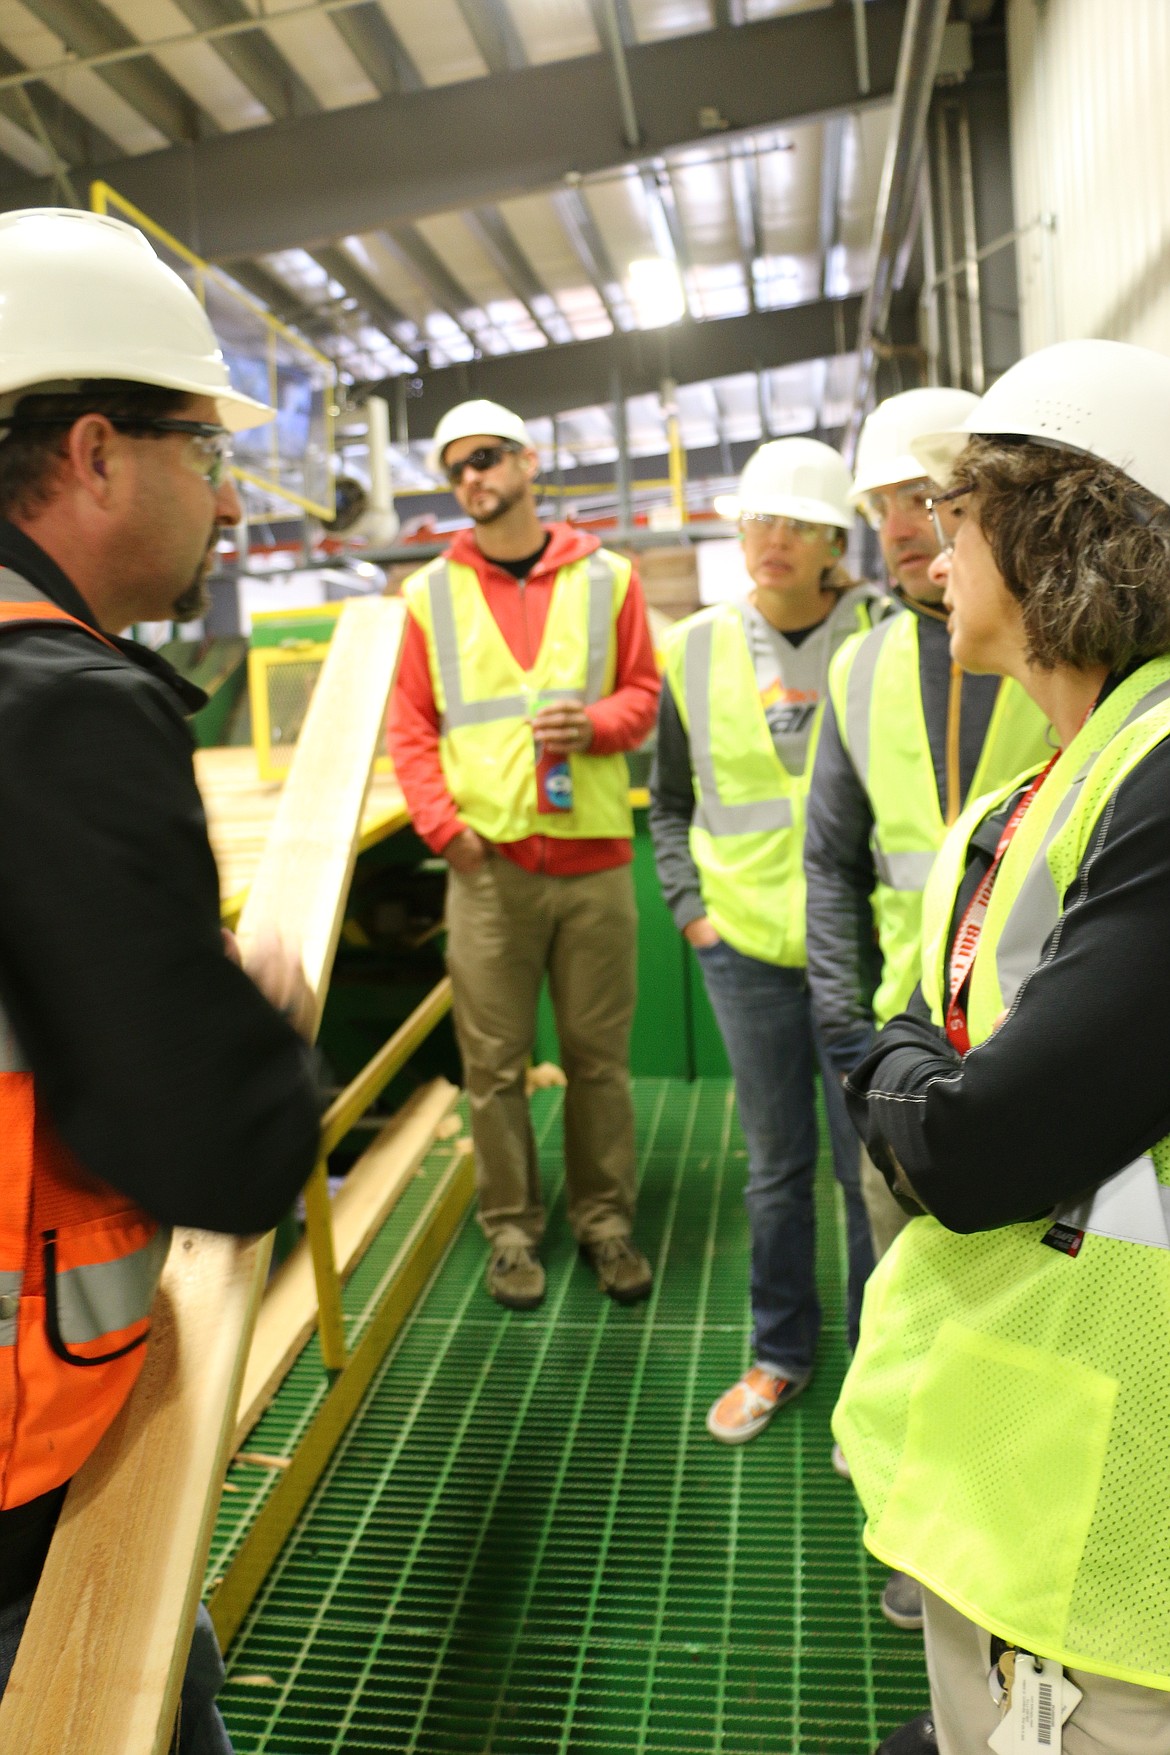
[
  {"x1": 873, "y1": 848, "x2": 936, "y2": 890},
  {"x1": 584, "y1": 552, "x2": 616, "y2": 703},
  {"x1": 430, "y1": 564, "x2": 528, "y2": 732},
  {"x1": 0, "y1": 567, "x2": 54, "y2": 606},
  {"x1": 685, "y1": 617, "x2": 795, "y2": 836},
  {"x1": 0, "y1": 994, "x2": 30, "y2": 1074},
  {"x1": 54, "y1": 1227, "x2": 171, "y2": 1346},
  {"x1": 843, "y1": 612, "x2": 900, "y2": 782},
  {"x1": 0, "y1": 1270, "x2": 22, "y2": 1346},
  {"x1": 994, "y1": 675, "x2": 1170, "y2": 1010},
  {"x1": 432, "y1": 555, "x2": 615, "y2": 731}
]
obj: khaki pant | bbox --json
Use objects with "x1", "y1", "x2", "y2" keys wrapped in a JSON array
[
  {"x1": 861, "y1": 1143, "x2": 910, "y2": 1260},
  {"x1": 445, "y1": 855, "x2": 638, "y2": 1248},
  {"x1": 923, "y1": 1588, "x2": 1170, "y2": 1754}
]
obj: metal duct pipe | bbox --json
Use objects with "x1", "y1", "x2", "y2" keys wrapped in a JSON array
[{"x1": 843, "y1": 0, "x2": 951, "y2": 462}]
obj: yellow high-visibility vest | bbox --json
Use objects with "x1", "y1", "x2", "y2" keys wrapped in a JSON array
[
  {"x1": 829, "y1": 610, "x2": 1051, "y2": 1021},
  {"x1": 833, "y1": 655, "x2": 1170, "y2": 1690},
  {"x1": 663, "y1": 588, "x2": 882, "y2": 965},
  {"x1": 403, "y1": 550, "x2": 634, "y2": 842}
]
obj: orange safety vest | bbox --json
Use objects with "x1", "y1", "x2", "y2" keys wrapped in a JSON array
[{"x1": 0, "y1": 569, "x2": 169, "y2": 1508}]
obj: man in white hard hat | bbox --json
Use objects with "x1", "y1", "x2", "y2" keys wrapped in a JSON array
[
  {"x1": 388, "y1": 398, "x2": 660, "y2": 1310},
  {"x1": 0, "y1": 209, "x2": 320, "y2": 1751},
  {"x1": 802, "y1": 388, "x2": 1052, "y2": 1634},
  {"x1": 650, "y1": 437, "x2": 888, "y2": 1443}
]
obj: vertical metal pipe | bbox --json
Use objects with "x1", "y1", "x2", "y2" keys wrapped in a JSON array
[
  {"x1": 957, "y1": 97, "x2": 986, "y2": 394},
  {"x1": 661, "y1": 377, "x2": 687, "y2": 525},
  {"x1": 935, "y1": 106, "x2": 964, "y2": 387},
  {"x1": 919, "y1": 158, "x2": 941, "y2": 385},
  {"x1": 611, "y1": 368, "x2": 632, "y2": 533}
]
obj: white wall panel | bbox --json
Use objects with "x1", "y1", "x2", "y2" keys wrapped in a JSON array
[{"x1": 1008, "y1": 0, "x2": 1170, "y2": 355}]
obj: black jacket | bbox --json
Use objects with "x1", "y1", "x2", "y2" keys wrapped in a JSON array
[
  {"x1": 845, "y1": 678, "x2": 1170, "y2": 1234},
  {"x1": 0, "y1": 523, "x2": 321, "y2": 1602},
  {"x1": 0, "y1": 523, "x2": 319, "y2": 1232}
]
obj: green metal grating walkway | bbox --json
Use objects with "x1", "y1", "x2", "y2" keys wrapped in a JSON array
[{"x1": 215, "y1": 1078, "x2": 928, "y2": 1753}]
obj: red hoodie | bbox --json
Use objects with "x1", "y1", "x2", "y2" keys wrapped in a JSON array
[{"x1": 387, "y1": 522, "x2": 660, "y2": 875}]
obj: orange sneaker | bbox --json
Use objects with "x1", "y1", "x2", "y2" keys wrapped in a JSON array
[{"x1": 706, "y1": 1364, "x2": 806, "y2": 1444}]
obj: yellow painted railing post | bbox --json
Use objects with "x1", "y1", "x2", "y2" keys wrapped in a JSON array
[{"x1": 301, "y1": 1161, "x2": 347, "y2": 1370}]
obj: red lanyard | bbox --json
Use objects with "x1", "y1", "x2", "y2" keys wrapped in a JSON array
[{"x1": 944, "y1": 755, "x2": 1059, "y2": 1054}]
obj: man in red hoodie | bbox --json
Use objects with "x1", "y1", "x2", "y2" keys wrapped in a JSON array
[{"x1": 389, "y1": 399, "x2": 660, "y2": 1311}]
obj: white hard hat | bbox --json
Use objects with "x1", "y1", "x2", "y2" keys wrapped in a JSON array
[
  {"x1": 850, "y1": 386, "x2": 980, "y2": 510},
  {"x1": 427, "y1": 398, "x2": 532, "y2": 477},
  {"x1": 911, "y1": 339, "x2": 1170, "y2": 508},
  {"x1": 0, "y1": 208, "x2": 272, "y2": 433},
  {"x1": 731, "y1": 437, "x2": 854, "y2": 530}
]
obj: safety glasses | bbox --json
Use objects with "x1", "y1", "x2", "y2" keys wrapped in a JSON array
[
  {"x1": 740, "y1": 512, "x2": 835, "y2": 542},
  {"x1": 0, "y1": 414, "x2": 234, "y2": 489},
  {"x1": 924, "y1": 484, "x2": 970, "y2": 556},
  {"x1": 445, "y1": 442, "x2": 520, "y2": 485},
  {"x1": 857, "y1": 480, "x2": 931, "y2": 531}
]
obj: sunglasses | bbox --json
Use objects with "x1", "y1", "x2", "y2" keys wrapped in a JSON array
[
  {"x1": 445, "y1": 442, "x2": 520, "y2": 485},
  {"x1": 1, "y1": 414, "x2": 234, "y2": 490}
]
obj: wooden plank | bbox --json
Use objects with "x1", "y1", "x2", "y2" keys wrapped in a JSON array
[
  {"x1": 233, "y1": 1076, "x2": 460, "y2": 1450},
  {"x1": 0, "y1": 597, "x2": 405, "y2": 1755},
  {"x1": 193, "y1": 745, "x2": 411, "y2": 918}
]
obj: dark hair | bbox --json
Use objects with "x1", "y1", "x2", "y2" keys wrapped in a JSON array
[
  {"x1": 0, "y1": 380, "x2": 190, "y2": 521},
  {"x1": 950, "y1": 435, "x2": 1170, "y2": 672}
]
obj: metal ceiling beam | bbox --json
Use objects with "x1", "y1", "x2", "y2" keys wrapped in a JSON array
[
  {"x1": 22, "y1": 0, "x2": 214, "y2": 143},
  {"x1": 0, "y1": 3, "x2": 907, "y2": 258},
  {"x1": 172, "y1": 0, "x2": 321, "y2": 120},
  {"x1": 368, "y1": 295, "x2": 920, "y2": 429},
  {"x1": 0, "y1": 47, "x2": 119, "y2": 176},
  {"x1": 220, "y1": 256, "x2": 315, "y2": 325},
  {"x1": 309, "y1": 244, "x2": 415, "y2": 343},
  {"x1": 329, "y1": 3, "x2": 424, "y2": 95},
  {"x1": 454, "y1": 0, "x2": 527, "y2": 76},
  {"x1": 463, "y1": 207, "x2": 561, "y2": 344},
  {"x1": 728, "y1": 143, "x2": 763, "y2": 313},
  {"x1": 553, "y1": 186, "x2": 627, "y2": 329}
]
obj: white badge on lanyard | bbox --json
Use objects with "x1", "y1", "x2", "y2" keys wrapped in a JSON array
[
  {"x1": 1049, "y1": 1153, "x2": 1170, "y2": 1253},
  {"x1": 987, "y1": 1653, "x2": 1082, "y2": 1753}
]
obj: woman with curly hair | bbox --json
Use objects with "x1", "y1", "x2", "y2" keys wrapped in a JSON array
[{"x1": 833, "y1": 339, "x2": 1170, "y2": 1755}]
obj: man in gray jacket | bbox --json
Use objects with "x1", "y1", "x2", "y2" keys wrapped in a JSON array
[{"x1": 803, "y1": 387, "x2": 1052, "y2": 1634}]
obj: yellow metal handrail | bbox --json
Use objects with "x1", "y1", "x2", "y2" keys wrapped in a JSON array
[{"x1": 303, "y1": 977, "x2": 455, "y2": 1368}]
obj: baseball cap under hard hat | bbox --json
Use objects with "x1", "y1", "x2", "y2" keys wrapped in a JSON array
[
  {"x1": 0, "y1": 208, "x2": 272, "y2": 433},
  {"x1": 850, "y1": 386, "x2": 980, "y2": 515},
  {"x1": 730, "y1": 437, "x2": 855, "y2": 531},
  {"x1": 910, "y1": 339, "x2": 1170, "y2": 508},
  {"x1": 427, "y1": 399, "x2": 532, "y2": 477}
]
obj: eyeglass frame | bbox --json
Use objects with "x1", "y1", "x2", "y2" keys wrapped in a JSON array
[
  {"x1": 739, "y1": 510, "x2": 841, "y2": 543},
  {"x1": 444, "y1": 441, "x2": 523, "y2": 486},
  {"x1": 0, "y1": 414, "x2": 234, "y2": 490},
  {"x1": 924, "y1": 483, "x2": 971, "y2": 556}
]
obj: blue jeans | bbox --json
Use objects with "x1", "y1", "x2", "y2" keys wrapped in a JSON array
[
  {"x1": 696, "y1": 939, "x2": 873, "y2": 1380},
  {"x1": 0, "y1": 1594, "x2": 233, "y2": 1753}
]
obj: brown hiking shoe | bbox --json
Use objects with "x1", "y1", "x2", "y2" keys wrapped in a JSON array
[
  {"x1": 582, "y1": 1235, "x2": 653, "y2": 1304},
  {"x1": 485, "y1": 1243, "x2": 545, "y2": 1310}
]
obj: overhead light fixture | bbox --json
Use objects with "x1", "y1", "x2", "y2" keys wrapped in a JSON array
[{"x1": 628, "y1": 257, "x2": 686, "y2": 328}]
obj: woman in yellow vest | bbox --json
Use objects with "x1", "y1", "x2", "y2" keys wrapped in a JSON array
[
  {"x1": 650, "y1": 438, "x2": 888, "y2": 1443},
  {"x1": 834, "y1": 341, "x2": 1170, "y2": 1755}
]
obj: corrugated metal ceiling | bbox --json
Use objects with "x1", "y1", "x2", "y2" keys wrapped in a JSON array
[{"x1": 0, "y1": 0, "x2": 891, "y2": 480}]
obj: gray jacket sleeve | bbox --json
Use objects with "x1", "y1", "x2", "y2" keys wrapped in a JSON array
[
  {"x1": 804, "y1": 693, "x2": 883, "y2": 1059},
  {"x1": 648, "y1": 681, "x2": 706, "y2": 932}
]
